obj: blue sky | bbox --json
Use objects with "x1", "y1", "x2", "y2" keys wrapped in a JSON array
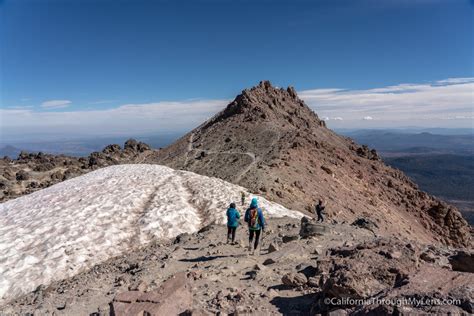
[{"x1": 1, "y1": 0, "x2": 473, "y2": 141}]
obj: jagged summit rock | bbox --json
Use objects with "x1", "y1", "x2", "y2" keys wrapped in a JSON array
[
  {"x1": 148, "y1": 81, "x2": 471, "y2": 247},
  {"x1": 209, "y1": 80, "x2": 325, "y2": 129}
]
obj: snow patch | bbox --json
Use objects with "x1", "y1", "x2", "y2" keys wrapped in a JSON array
[{"x1": 0, "y1": 164, "x2": 302, "y2": 304}]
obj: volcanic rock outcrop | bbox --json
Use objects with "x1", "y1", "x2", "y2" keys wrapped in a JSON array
[
  {"x1": 148, "y1": 81, "x2": 470, "y2": 247},
  {"x1": 0, "y1": 139, "x2": 151, "y2": 202}
]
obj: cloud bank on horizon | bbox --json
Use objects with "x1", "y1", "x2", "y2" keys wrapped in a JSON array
[
  {"x1": 299, "y1": 77, "x2": 474, "y2": 128},
  {"x1": 1, "y1": 78, "x2": 472, "y2": 141}
]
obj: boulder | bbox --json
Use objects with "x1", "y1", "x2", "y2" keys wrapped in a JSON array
[
  {"x1": 50, "y1": 171, "x2": 64, "y2": 181},
  {"x1": 263, "y1": 258, "x2": 276, "y2": 266},
  {"x1": 33, "y1": 162, "x2": 55, "y2": 172},
  {"x1": 321, "y1": 165, "x2": 334, "y2": 176},
  {"x1": 299, "y1": 217, "x2": 329, "y2": 238},
  {"x1": 282, "y1": 235, "x2": 299, "y2": 243},
  {"x1": 322, "y1": 239, "x2": 419, "y2": 299},
  {"x1": 351, "y1": 218, "x2": 378, "y2": 232},
  {"x1": 420, "y1": 251, "x2": 436, "y2": 263},
  {"x1": 103, "y1": 144, "x2": 122, "y2": 154},
  {"x1": 282, "y1": 272, "x2": 307, "y2": 287},
  {"x1": 449, "y1": 251, "x2": 474, "y2": 273},
  {"x1": 111, "y1": 272, "x2": 192, "y2": 316},
  {"x1": 124, "y1": 139, "x2": 139, "y2": 151},
  {"x1": 267, "y1": 242, "x2": 279, "y2": 253},
  {"x1": 137, "y1": 142, "x2": 151, "y2": 152},
  {"x1": 15, "y1": 170, "x2": 30, "y2": 181}
]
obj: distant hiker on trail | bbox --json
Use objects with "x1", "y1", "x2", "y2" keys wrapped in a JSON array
[
  {"x1": 315, "y1": 199, "x2": 325, "y2": 222},
  {"x1": 226, "y1": 203, "x2": 240, "y2": 244},
  {"x1": 244, "y1": 198, "x2": 266, "y2": 254},
  {"x1": 240, "y1": 191, "x2": 246, "y2": 206}
]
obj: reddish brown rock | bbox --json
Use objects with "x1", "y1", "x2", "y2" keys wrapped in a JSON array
[
  {"x1": 111, "y1": 272, "x2": 193, "y2": 316},
  {"x1": 147, "y1": 81, "x2": 470, "y2": 248}
]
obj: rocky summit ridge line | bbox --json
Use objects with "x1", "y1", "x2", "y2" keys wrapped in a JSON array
[{"x1": 146, "y1": 81, "x2": 471, "y2": 247}]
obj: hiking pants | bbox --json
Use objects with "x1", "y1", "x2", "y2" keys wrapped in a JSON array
[
  {"x1": 317, "y1": 210, "x2": 324, "y2": 222},
  {"x1": 249, "y1": 229, "x2": 261, "y2": 250},
  {"x1": 227, "y1": 226, "x2": 237, "y2": 243}
]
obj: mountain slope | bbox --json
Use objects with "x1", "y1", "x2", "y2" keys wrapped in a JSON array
[
  {"x1": 146, "y1": 81, "x2": 471, "y2": 247},
  {"x1": 0, "y1": 164, "x2": 301, "y2": 304}
]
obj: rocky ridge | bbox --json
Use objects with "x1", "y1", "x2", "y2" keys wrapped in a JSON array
[
  {"x1": 0, "y1": 139, "x2": 151, "y2": 202},
  {"x1": 146, "y1": 81, "x2": 471, "y2": 247}
]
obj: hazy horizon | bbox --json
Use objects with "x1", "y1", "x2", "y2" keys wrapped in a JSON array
[{"x1": 1, "y1": 0, "x2": 473, "y2": 142}]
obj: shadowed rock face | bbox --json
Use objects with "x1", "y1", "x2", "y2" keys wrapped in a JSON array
[{"x1": 148, "y1": 81, "x2": 470, "y2": 247}]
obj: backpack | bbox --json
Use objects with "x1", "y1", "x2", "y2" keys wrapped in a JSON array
[{"x1": 249, "y1": 208, "x2": 259, "y2": 229}]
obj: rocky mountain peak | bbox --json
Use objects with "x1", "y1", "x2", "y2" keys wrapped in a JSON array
[
  {"x1": 152, "y1": 81, "x2": 471, "y2": 248},
  {"x1": 211, "y1": 80, "x2": 325, "y2": 130}
]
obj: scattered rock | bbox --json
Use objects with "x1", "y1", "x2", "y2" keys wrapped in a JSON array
[
  {"x1": 103, "y1": 144, "x2": 122, "y2": 154},
  {"x1": 282, "y1": 273, "x2": 307, "y2": 287},
  {"x1": 15, "y1": 170, "x2": 30, "y2": 181},
  {"x1": 111, "y1": 272, "x2": 192, "y2": 315},
  {"x1": 282, "y1": 235, "x2": 299, "y2": 243},
  {"x1": 299, "y1": 217, "x2": 329, "y2": 238},
  {"x1": 128, "y1": 280, "x2": 148, "y2": 292},
  {"x1": 320, "y1": 165, "x2": 334, "y2": 176},
  {"x1": 262, "y1": 258, "x2": 276, "y2": 266},
  {"x1": 420, "y1": 251, "x2": 436, "y2": 263},
  {"x1": 267, "y1": 243, "x2": 279, "y2": 253},
  {"x1": 449, "y1": 251, "x2": 474, "y2": 273},
  {"x1": 351, "y1": 218, "x2": 378, "y2": 234}
]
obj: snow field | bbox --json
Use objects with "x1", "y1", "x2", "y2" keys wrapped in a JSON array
[{"x1": 0, "y1": 164, "x2": 302, "y2": 304}]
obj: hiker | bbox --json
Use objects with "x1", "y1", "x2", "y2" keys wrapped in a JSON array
[
  {"x1": 315, "y1": 199, "x2": 325, "y2": 222},
  {"x1": 226, "y1": 202, "x2": 240, "y2": 244},
  {"x1": 240, "y1": 191, "x2": 245, "y2": 206},
  {"x1": 244, "y1": 197, "x2": 265, "y2": 253}
]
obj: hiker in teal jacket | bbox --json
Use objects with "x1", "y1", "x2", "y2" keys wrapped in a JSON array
[
  {"x1": 244, "y1": 198, "x2": 266, "y2": 253},
  {"x1": 226, "y1": 203, "x2": 240, "y2": 244}
]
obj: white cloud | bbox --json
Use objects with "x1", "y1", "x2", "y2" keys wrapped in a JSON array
[
  {"x1": 436, "y1": 77, "x2": 474, "y2": 85},
  {"x1": 322, "y1": 116, "x2": 344, "y2": 121},
  {"x1": 41, "y1": 100, "x2": 72, "y2": 109},
  {"x1": 299, "y1": 78, "x2": 474, "y2": 128},
  {"x1": 1, "y1": 77, "x2": 473, "y2": 141},
  {"x1": 1, "y1": 99, "x2": 228, "y2": 140},
  {"x1": 88, "y1": 100, "x2": 117, "y2": 105}
]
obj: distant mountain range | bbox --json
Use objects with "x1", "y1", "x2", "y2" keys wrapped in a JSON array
[
  {"x1": 338, "y1": 129, "x2": 474, "y2": 156},
  {"x1": 339, "y1": 129, "x2": 474, "y2": 224},
  {"x1": 0, "y1": 133, "x2": 180, "y2": 158}
]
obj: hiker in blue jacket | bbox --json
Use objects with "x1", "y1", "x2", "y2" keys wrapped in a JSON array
[
  {"x1": 226, "y1": 203, "x2": 240, "y2": 244},
  {"x1": 244, "y1": 197, "x2": 266, "y2": 253}
]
